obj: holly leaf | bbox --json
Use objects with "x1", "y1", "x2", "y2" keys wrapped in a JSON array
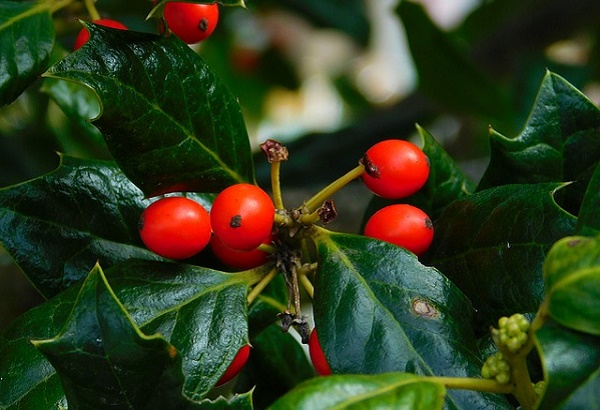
[
  {"x1": 45, "y1": 23, "x2": 255, "y2": 197},
  {"x1": 575, "y1": 163, "x2": 600, "y2": 235},
  {"x1": 0, "y1": 155, "x2": 167, "y2": 298},
  {"x1": 535, "y1": 318, "x2": 600, "y2": 409},
  {"x1": 430, "y1": 183, "x2": 576, "y2": 330},
  {"x1": 312, "y1": 228, "x2": 511, "y2": 409},
  {"x1": 0, "y1": 1, "x2": 54, "y2": 107},
  {"x1": 0, "y1": 259, "x2": 264, "y2": 406},
  {"x1": 32, "y1": 263, "x2": 192, "y2": 409},
  {"x1": 268, "y1": 373, "x2": 445, "y2": 410},
  {"x1": 543, "y1": 235, "x2": 600, "y2": 336},
  {"x1": 41, "y1": 77, "x2": 105, "y2": 149},
  {"x1": 238, "y1": 323, "x2": 315, "y2": 409},
  {"x1": 479, "y1": 71, "x2": 600, "y2": 212}
]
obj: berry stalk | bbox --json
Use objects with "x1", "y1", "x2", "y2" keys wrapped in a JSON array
[
  {"x1": 83, "y1": 0, "x2": 101, "y2": 20},
  {"x1": 303, "y1": 164, "x2": 365, "y2": 213}
]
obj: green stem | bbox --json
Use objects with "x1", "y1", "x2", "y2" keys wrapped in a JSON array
[
  {"x1": 303, "y1": 164, "x2": 365, "y2": 213},
  {"x1": 271, "y1": 161, "x2": 285, "y2": 210},
  {"x1": 299, "y1": 270, "x2": 314, "y2": 299},
  {"x1": 247, "y1": 267, "x2": 278, "y2": 305},
  {"x1": 83, "y1": 0, "x2": 101, "y2": 20},
  {"x1": 427, "y1": 376, "x2": 514, "y2": 394}
]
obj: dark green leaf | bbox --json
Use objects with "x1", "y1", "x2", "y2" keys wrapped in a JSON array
[
  {"x1": 45, "y1": 23, "x2": 255, "y2": 197},
  {"x1": 197, "y1": 392, "x2": 254, "y2": 410},
  {"x1": 268, "y1": 373, "x2": 445, "y2": 410},
  {"x1": 238, "y1": 323, "x2": 315, "y2": 409},
  {"x1": 32, "y1": 263, "x2": 192, "y2": 409},
  {"x1": 0, "y1": 1, "x2": 54, "y2": 108},
  {"x1": 396, "y1": 1, "x2": 513, "y2": 125},
  {"x1": 535, "y1": 318, "x2": 600, "y2": 409},
  {"x1": 575, "y1": 163, "x2": 600, "y2": 235},
  {"x1": 479, "y1": 71, "x2": 600, "y2": 212},
  {"x1": 1, "y1": 259, "x2": 264, "y2": 406},
  {"x1": 430, "y1": 183, "x2": 576, "y2": 329},
  {"x1": 543, "y1": 235, "x2": 600, "y2": 335},
  {"x1": 41, "y1": 77, "x2": 105, "y2": 148},
  {"x1": 312, "y1": 228, "x2": 511, "y2": 409},
  {"x1": 0, "y1": 155, "x2": 165, "y2": 298},
  {"x1": 363, "y1": 125, "x2": 475, "y2": 228}
]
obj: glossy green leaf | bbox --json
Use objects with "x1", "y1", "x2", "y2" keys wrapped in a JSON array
[
  {"x1": 543, "y1": 235, "x2": 600, "y2": 335},
  {"x1": 535, "y1": 318, "x2": 600, "y2": 409},
  {"x1": 238, "y1": 323, "x2": 315, "y2": 409},
  {"x1": 479, "y1": 71, "x2": 600, "y2": 212},
  {"x1": 575, "y1": 163, "x2": 600, "y2": 235},
  {"x1": 397, "y1": 1, "x2": 513, "y2": 125},
  {"x1": 0, "y1": 155, "x2": 164, "y2": 298},
  {"x1": 268, "y1": 373, "x2": 445, "y2": 410},
  {"x1": 198, "y1": 392, "x2": 254, "y2": 410},
  {"x1": 41, "y1": 77, "x2": 104, "y2": 147},
  {"x1": 312, "y1": 228, "x2": 511, "y2": 409},
  {"x1": 0, "y1": 259, "x2": 263, "y2": 406},
  {"x1": 363, "y1": 125, "x2": 475, "y2": 228},
  {"x1": 32, "y1": 263, "x2": 192, "y2": 409},
  {"x1": 0, "y1": 1, "x2": 54, "y2": 108},
  {"x1": 45, "y1": 23, "x2": 255, "y2": 197},
  {"x1": 430, "y1": 183, "x2": 576, "y2": 329}
]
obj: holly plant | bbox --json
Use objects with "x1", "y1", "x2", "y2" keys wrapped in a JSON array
[{"x1": 1, "y1": 1, "x2": 600, "y2": 409}]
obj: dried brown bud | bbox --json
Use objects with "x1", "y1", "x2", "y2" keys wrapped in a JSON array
[
  {"x1": 318, "y1": 199, "x2": 337, "y2": 225},
  {"x1": 260, "y1": 139, "x2": 289, "y2": 163}
]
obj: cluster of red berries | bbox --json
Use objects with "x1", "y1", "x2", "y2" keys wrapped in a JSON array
[
  {"x1": 138, "y1": 183, "x2": 275, "y2": 269},
  {"x1": 74, "y1": 2, "x2": 219, "y2": 50},
  {"x1": 362, "y1": 139, "x2": 434, "y2": 257}
]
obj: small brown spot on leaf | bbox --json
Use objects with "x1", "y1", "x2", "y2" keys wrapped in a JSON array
[{"x1": 412, "y1": 298, "x2": 438, "y2": 319}]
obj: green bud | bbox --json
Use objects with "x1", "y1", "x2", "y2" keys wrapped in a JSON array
[{"x1": 496, "y1": 371, "x2": 511, "y2": 384}]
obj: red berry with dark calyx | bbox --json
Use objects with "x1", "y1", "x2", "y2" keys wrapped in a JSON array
[
  {"x1": 309, "y1": 329, "x2": 332, "y2": 376},
  {"x1": 362, "y1": 139, "x2": 430, "y2": 199},
  {"x1": 216, "y1": 345, "x2": 251, "y2": 386},
  {"x1": 138, "y1": 197, "x2": 211, "y2": 260},
  {"x1": 164, "y1": 2, "x2": 219, "y2": 44},
  {"x1": 364, "y1": 204, "x2": 434, "y2": 257},
  {"x1": 74, "y1": 19, "x2": 128, "y2": 50},
  {"x1": 210, "y1": 183, "x2": 275, "y2": 251}
]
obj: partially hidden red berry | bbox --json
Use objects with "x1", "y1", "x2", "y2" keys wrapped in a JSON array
[
  {"x1": 210, "y1": 235, "x2": 272, "y2": 270},
  {"x1": 309, "y1": 329, "x2": 332, "y2": 376},
  {"x1": 74, "y1": 19, "x2": 128, "y2": 50},
  {"x1": 216, "y1": 345, "x2": 251, "y2": 386},
  {"x1": 364, "y1": 204, "x2": 434, "y2": 256},
  {"x1": 164, "y1": 2, "x2": 219, "y2": 44},
  {"x1": 210, "y1": 183, "x2": 275, "y2": 251},
  {"x1": 362, "y1": 139, "x2": 430, "y2": 199},
  {"x1": 138, "y1": 197, "x2": 211, "y2": 259}
]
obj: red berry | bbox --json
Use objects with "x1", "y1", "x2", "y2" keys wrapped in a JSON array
[
  {"x1": 362, "y1": 140, "x2": 430, "y2": 199},
  {"x1": 164, "y1": 2, "x2": 219, "y2": 44},
  {"x1": 364, "y1": 204, "x2": 434, "y2": 256},
  {"x1": 210, "y1": 235, "x2": 272, "y2": 270},
  {"x1": 309, "y1": 329, "x2": 331, "y2": 376},
  {"x1": 74, "y1": 19, "x2": 128, "y2": 50},
  {"x1": 210, "y1": 184, "x2": 275, "y2": 251},
  {"x1": 216, "y1": 345, "x2": 251, "y2": 386},
  {"x1": 138, "y1": 197, "x2": 211, "y2": 259}
]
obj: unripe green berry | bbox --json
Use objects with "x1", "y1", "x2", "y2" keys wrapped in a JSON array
[
  {"x1": 506, "y1": 321, "x2": 521, "y2": 337},
  {"x1": 498, "y1": 316, "x2": 509, "y2": 328},
  {"x1": 496, "y1": 371, "x2": 511, "y2": 384}
]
